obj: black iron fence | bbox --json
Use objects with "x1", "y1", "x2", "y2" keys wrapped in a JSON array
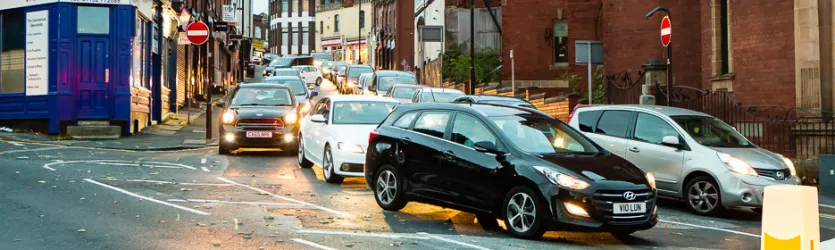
[{"x1": 605, "y1": 70, "x2": 645, "y2": 105}]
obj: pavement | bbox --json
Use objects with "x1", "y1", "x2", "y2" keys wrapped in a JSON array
[{"x1": 1, "y1": 66, "x2": 834, "y2": 249}]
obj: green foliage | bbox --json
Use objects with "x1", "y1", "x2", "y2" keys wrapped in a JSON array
[
  {"x1": 562, "y1": 65, "x2": 605, "y2": 104},
  {"x1": 441, "y1": 44, "x2": 501, "y2": 85},
  {"x1": 55, "y1": 132, "x2": 72, "y2": 141}
]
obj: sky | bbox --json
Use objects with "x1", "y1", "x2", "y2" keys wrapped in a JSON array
[{"x1": 252, "y1": 0, "x2": 268, "y2": 15}]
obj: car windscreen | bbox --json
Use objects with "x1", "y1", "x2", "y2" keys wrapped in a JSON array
[
  {"x1": 672, "y1": 115, "x2": 754, "y2": 148},
  {"x1": 391, "y1": 87, "x2": 421, "y2": 99},
  {"x1": 262, "y1": 79, "x2": 307, "y2": 96},
  {"x1": 377, "y1": 76, "x2": 417, "y2": 91},
  {"x1": 269, "y1": 58, "x2": 293, "y2": 67},
  {"x1": 348, "y1": 67, "x2": 374, "y2": 77},
  {"x1": 231, "y1": 88, "x2": 294, "y2": 106},
  {"x1": 274, "y1": 70, "x2": 298, "y2": 76},
  {"x1": 429, "y1": 92, "x2": 464, "y2": 102},
  {"x1": 331, "y1": 101, "x2": 398, "y2": 125},
  {"x1": 491, "y1": 115, "x2": 599, "y2": 155}
]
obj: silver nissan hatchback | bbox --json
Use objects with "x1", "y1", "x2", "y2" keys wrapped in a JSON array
[{"x1": 568, "y1": 105, "x2": 800, "y2": 215}]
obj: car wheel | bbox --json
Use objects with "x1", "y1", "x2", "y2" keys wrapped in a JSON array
[
  {"x1": 685, "y1": 176, "x2": 723, "y2": 216},
  {"x1": 316, "y1": 78, "x2": 322, "y2": 86},
  {"x1": 322, "y1": 145, "x2": 344, "y2": 183},
  {"x1": 374, "y1": 165, "x2": 408, "y2": 211},
  {"x1": 297, "y1": 135, "x2": 313, "y2": 168},
  {"x1": 503, "y1": 186, "x2": 546, "y2": 239}
]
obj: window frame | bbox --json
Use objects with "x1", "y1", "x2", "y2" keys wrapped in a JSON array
[
  {"x1": 551, "y1": 20, "x2": 568, "y2": 65},
  {"x1": 0, "y1": 10, "x2": 27, "y2": 94},
  {"x1": 359, "y1": 10, "x2": 365, "y2": 29},
  {"x1": 77, "y1": 6, "x2": 111, "y2": 35},
  {"x1": 593, "y1": 110, "x2": 635, "y2": 139},
  {"x1": 334, "y1": 14, "x2": 340, "y2": 32}
]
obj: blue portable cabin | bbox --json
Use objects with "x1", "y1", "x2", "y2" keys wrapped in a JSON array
[{"x1": 0, "y1": 0, "x2": 162, "y2": 135}]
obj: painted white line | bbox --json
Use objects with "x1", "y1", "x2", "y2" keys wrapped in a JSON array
[
  {"x1": 3, "y1": 146, "x2": 65, "y2": 154},
  {"x1": 143, "y1": 161, "x2": 197, "y2": 170},
  {"x1": 659, "y1": 219, "x2": 760, "y2": 238},
  {"x1": 43, "y1": 160, "x2": 197, "y2": 171},
  {"x1": 291, "y1": 238, "x2": 338, "y2": 250},
  {"x1": 83, "y1": 178, "x2": 210, "y2": 215},
  {"x1": 7, "y1": 141, "x2": 24, "y2": 146},
  {"x1": 201, "y1": 158, "x2": 207, "y2": 164},
  {"x1": 417, "y1": 232, "x2": 492, "y2": 250},
  {"x1": 297, "y1": 229, "x2": 430, "y2": 240},
  {"x1": 820, "y1": 204, "x2": 835, "y2": 209},
  {"x1": 166, "y1": 198, "x2": 307, "y2": 208},
  {"x1": 216, "y1": 177, "x2": 349, "y2": 217},
  {"x1": 201, "y1": 167, "x2": 210, "y2": 172},
  {"x1": 820, "y1": 214, "x2": 835, "y2": 220},
  {"x1": 124, "y1": 179, "x2": 233, "y2": 186}
]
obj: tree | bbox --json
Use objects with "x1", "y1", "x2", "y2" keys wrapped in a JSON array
[{"x1": 441, "y1": 44, "x2": 501, "y2": 85}]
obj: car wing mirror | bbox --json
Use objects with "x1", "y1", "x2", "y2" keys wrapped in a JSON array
[
  {"x1": 661, "y1": 136, "x2": 682, "y2": 148},
  {"x1": 310, "y1": 90, "x2": 319, "y2": 97},
  {"x1": 310, "y1": 114, "x2": 326, "y2": 123},
  {"x1": 216, "y1": 101, "x2": 225, "y2": 108},
  {"x1": 474, "y1": 141, "x2": 503, "y2": 154}
]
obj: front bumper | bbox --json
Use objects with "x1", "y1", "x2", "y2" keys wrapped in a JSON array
[
  {"x1": 717, "y1": 171, "x2": 800, "y2": 208},
  {"x1": 331, "y1": 148, "x2": 366, "y2": 177},
  {"x1": 220, "y1": 125, "x2": 299, "y2": 150},
  {"x1": 542, "y1": 185, "x2": 658, "y2": 232}
]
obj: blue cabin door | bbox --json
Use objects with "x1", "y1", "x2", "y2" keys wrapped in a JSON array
[{"x1": 76, "y1": 37, "x2": 111, "y2": 118}]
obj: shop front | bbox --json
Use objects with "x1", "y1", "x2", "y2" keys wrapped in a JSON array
[
  {"x1": 0, "y1": 0, "x2": 156, "y2": 134},
  {"x1": 344, "y1": 38, "x2": 366, "y2": 64}
]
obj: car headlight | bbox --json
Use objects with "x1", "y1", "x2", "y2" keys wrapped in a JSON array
[
  {"x1": 778, "y1": 154, "x2": 797, "y2": 176},
  {"x1": 348, "y1": 81, "x2": 356, "y2": 87},
  {"x1": 221, "y1": 111, "x2": 236, "y2": 124},
  {"x1": 299, "y1": 102, "x2": 312, "y2": 114},
  {"x1": 337, "y1": 142, "x2": 364, "y2": 154},
  {"x1": 533, "y1": 166, "x2": 590, "y2": 190},
  {"x1": 646, "y1": 172, "x2": 656, "y2": 189},
  {"x1": 284, "y1": 112, "x2": 298, "y2": 124},
  {"x1": 717, "y1": 152, "x2": 757, "y2": 176}
]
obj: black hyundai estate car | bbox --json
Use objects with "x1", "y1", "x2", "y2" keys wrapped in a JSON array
[
  {"x1": 216, "y1": 83, "x2": 300, "y2": 154},
  {"x1": 365, "y1": 103, "x2": 658, "y2": 239}
]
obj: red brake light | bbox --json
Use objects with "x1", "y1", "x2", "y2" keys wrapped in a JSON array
[{"x1": 369, "y1": 130, "x2": 381, "y2": 144}]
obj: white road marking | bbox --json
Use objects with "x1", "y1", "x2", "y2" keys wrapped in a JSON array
[
  {"x1": 821, "y1": 204, "x2": 835, "y2": 209},
  {"x1": 416, "y1": 232, "x2": 492, "y2": 250},
  {"x1": 216, "y1": 177, "x2": 349, "y2": 217},
  {"x1": 83, "y1": 178, "x2": 210, "y2": 215},
  {"x1": 123, "y1": 179, "x2": 233, "y2": 186},
  {"x1": 201, "y1": 167, "x2": 210, "y2": 172},
  {"x1": 166, "y1": 198, "x2": 307, "y2": 208},
  {"x1": 291, "y1": 238, "x2": 338, "y2": 250},
  {"x1": 297, "y1": 229, "x2": 430, "y2": 240},
  {"x1": 2, "y1": 146, "x2": 65, "y2": 154},
  {"x1": 6, "y1": 141, "x2": 24, "y2": 146},
  {"x1": 820, "y1": 214, "x2": 835, "y2": 220},
  {"x1": 659, "y1": 219, "x2": 760, "y2": 238},
  {"x1": 143, "y1": 161, "x2": 197, "y2": 170},
  {"x1": 43, "y1": 160, "x2": 197, "y2": 171}
]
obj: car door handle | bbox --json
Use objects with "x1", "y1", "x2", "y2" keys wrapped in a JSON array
[
  {"x1": 628, "y1": 147, "x2": 640, "y2": 153},
  {"x1": 443, "y1": 150, "x2": 456, "y2": 158},
  {"x1": 400, "y1": 137, "x2": 412, "y2": 144}
]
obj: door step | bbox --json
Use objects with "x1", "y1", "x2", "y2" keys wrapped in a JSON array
[
  {"x1": 68, "y1": 120, "x2": 121, "y2": 140},
  {"x1": 77, "y1": 120, "x2": 110, "y2": 126}
]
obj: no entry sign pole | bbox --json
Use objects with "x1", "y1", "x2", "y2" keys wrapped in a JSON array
[
  {"x1": 187, "y1": 21, "x2": 212, "y2": 140},
  {"x1": 646, "y1": 7, "x2": 672, "y2": 106}
]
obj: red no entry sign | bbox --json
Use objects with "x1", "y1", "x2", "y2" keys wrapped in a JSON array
[
  {"x1": 186, "y1": 21, "x2": 210, "y2": 45},
  {"x1": 660, "y1": 16, "x2": 671, "y2": 47}
]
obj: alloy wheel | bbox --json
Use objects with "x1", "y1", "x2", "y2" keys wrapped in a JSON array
[
  {"x1": 506, "y1": 193, "x2": 537, "y2": 233},
  {"x1": 297, "y1": 138, "x2": 305, "y2": 163},
  {"x1": 376, "y1": 170, "x2": 397, "y2": 205},
  {"x1": 688, "y1": 181, "x2": 720, "y2": 213},
  {"x1": 323, "y1": 150, "x2": 333, "y2": 179}
]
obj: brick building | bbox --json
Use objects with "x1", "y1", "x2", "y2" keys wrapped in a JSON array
[
  {"x1": 372, "y1": 0, "x2": 415, "y2": 70},
  {"x1": 502, "y1": 0, "x2": 834, "y2": 114},
  {"x1": 252, "y1": 13, "x2": 269, "y2": 41}
]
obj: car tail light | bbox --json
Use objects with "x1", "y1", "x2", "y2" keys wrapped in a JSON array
[
  {"x1": 369, "y1": 130, "x2": 381, "y2": 144},
  {"x1": 567, "y1": 104, "x2": 592, "y2": 122}
]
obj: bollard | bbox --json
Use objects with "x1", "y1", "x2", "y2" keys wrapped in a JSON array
[{"x1": 761, "y1": 185, "x2": 820, "y2": 250}]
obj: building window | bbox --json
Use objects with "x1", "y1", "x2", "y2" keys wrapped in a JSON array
[
  {"x1": 334, "y1": 14, "x2": 340, "y2": 32},
  {"x1": 719, "y1": 0, "x2": 730, "y2": 74},
  {"x1": 292, "y1": 27, "x2": 300, "y2": 52},
  {"x1": 302, "y1": 27, "x2": 309, "y2": 47},
  {"x1": 360, "y1": 10, "x2": 365, "y2": 29},
  {"x1": 320, "y1": 21, "x2": 323, "y2": 34},
  {"x1": 552, "y1": 20, "x2": 568, "y2": 64},
  {"x1": 302, "y1": 0, "x2": 310, "y2": 14},
  {"x1": 255, "y1": 26, "x2": 262, "y2": 39},
  {"x1": 282, "y1": 0, "x2": 289, "y2": 15},
  {"x1": 0, "y1": 11, "x2": 25, "y2": 94},
  {"x1": 78, "y1": 7, "x2": 110, "y2": 34}
]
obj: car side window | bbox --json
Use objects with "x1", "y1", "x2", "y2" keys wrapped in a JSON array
[
  {"x1": 451, "y1": 113, "x2": 499, "y2": 149},
  {"x1": 413, "y1": 112, "x2": 451, "y2": 138},
  {"x1": 316, "y1": 99, "x2": 331, "y2": 120},
  {"x1": 594, "y1": 110, "x2": 632, "y2": 138},
  {"x1": 578, "y1": 110, "x2": 602, "y2": 132},
  {"x1": 634, "y1": 113, "x2": 680, "y2": 145},
  {"x1": 393, "y1": 112, "x2": 418, "y2": 129}
]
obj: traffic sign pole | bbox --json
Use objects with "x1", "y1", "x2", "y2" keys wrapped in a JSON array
[{"x1": 646, "y1": 7, "x2": 672, "y2": 106}]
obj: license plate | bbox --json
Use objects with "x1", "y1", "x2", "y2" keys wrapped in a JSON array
[
  {"x1": 613, "y1": 202, "x2": 646, "y2": 214},
  {"x1": 246, "y1": 131, "x2": 273, "y2": 138}
]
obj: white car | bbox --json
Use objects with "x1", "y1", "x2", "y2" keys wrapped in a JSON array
[
  {"x1": 297, "y1": 95, "x2": 400, "y2": 183},
  {"x1": 293, "y1": 65, "x2": 324, "y2": 86},
  {"x1": 356, "y1": 73, "x2": 374, "y2": 95}
]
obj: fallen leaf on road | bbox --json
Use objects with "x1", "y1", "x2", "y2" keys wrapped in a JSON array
[
  {"x1": 12, "y1": 239, "x2": 23, "y2": 242},
  {"x1": 80, "y1": 197, "x2": 86, "y2": 200},
  {"x1": 671, "y1": 232, "x2": 683, "y2": 236},
  {"x1": 319, "y1": 221, "x2": 330, "y2": 224},
  {"x1": 664, "y1": 223, "x2": 668, "y2": 228},
  {"x1": 135, "y1": 215, "x2": 140, "y2": 218},
  {"x1": 212, "y1": 242, "x2": 221, "y2": 247},
  {"x1": 38, "y1": 181, "x2": 46, "y2": 183},
  {"x1": 87, "y1": 170, "x2": 92, "y2": 174},
  {"x1": 410, "y1": 242, "x2": 417, "y2": 245},
  {"x1": 149, "y1": 172, "x2": 159, "y2": 175},
  {"x1": 180, "y1": 188, "x2": 192, "y2": 191},
  {"x1": 176, "y1": 214, "x2": 180, "y2": 222},
  {"x1": 78, "y1": 229, "x2": 86, "y2": 233},
  {"x1": 15, "y1": 171, "x2": 20, "y2": 174},
  {"x1": 158, "y1": 220, "x2": 166, "y2": 223},
  {"x1": 264, "y1": 216, "x2": 275, "y2": 220},
  {"x1": 16, "y1": 156, "x2": 29, "y2": 160}
]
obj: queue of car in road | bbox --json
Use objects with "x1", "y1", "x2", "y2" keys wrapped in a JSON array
[{"x1": 217, "y1": 57, "x2": 797, "y2": 241}]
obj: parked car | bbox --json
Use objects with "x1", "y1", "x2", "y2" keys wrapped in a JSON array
[
  {"x1": 567, "y1": 105, "x2": 800, "y2": 215},
  {"x1": 272, "y1": 68, "x2": 301, "y2": 77},
  {"x1": 411, "y1": 88, "x2": 465, "y2": 103},
  {"x1": 333, "y1": 64, "x2": 350, "y2": 91},
  {"x1": 265, "y1": 56, "x2": 315, "y2": 76},
  {"x1": 356, "y1": 73, "x2": 375, "y2": 95},
  {"x1": 261, "y1": 76, "x2": 317, "y2": 116},
  {"x1": 293, "y1": 65, "x2": 324, "y2": 87},
  {"x1": 387, "y1": 84, "x2": 428, "y2": 103},
  {"x1": 367, "y1": 71, "x2": 418, "y2": 97},
  {"x1": 365, "y1": 103, "x2": 658, "y2": 239},
  {"x1": 215, "y1": 84, "x2": 301, "y2": 154},
  {"x1": 298, "y1": 95, "x2": 399, "y2": 183},
  {"x1": 320, "y1": 61, "x2": 335, "y2": 78},
  {"x1": 341, "y1": 65, "x2": 375, "y2": 94},
  {"x1": 452, "y1": 95, "x2": 537, "y2": 109},
  {"x1": 329, "y1": 62, "x2": 349, "y2": 84},
  {"x1": 311, "y1": 52, "x2": 334, "y2": 67}
]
